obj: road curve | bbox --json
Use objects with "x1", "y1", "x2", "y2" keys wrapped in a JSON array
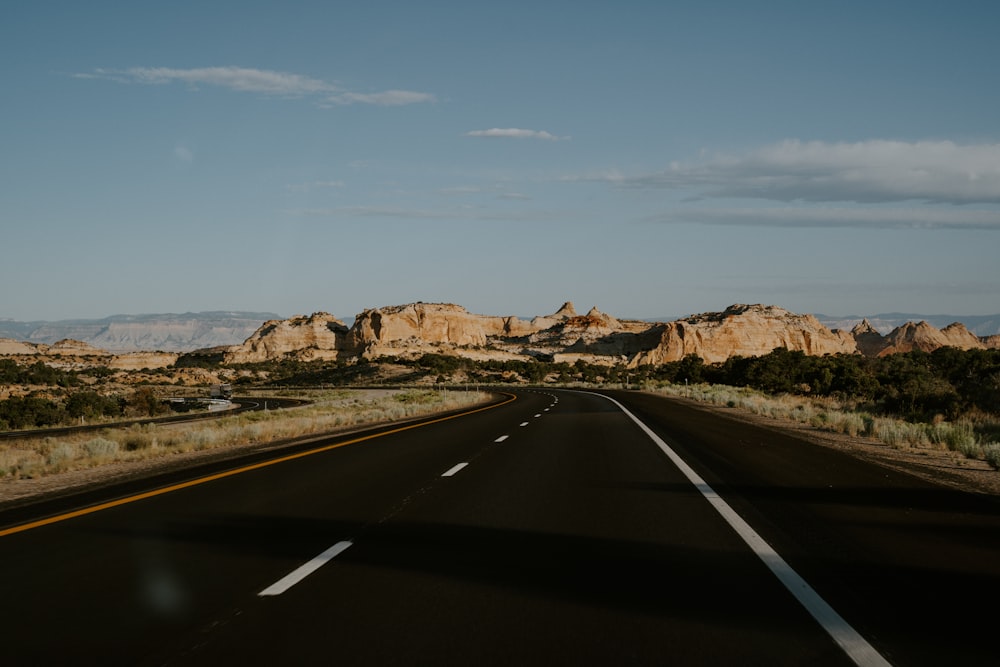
[{"x1": 1, "y1": 388, "x2": 998, "y2": 665}]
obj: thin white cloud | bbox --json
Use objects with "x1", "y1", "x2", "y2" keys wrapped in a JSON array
[
  {"x1": 325, "y1": 90, "x2": 437, "y2": 106},
  {"x1": 76, "y1": 66, "x2": 435, "y2": 106},
  {"x1": 648, "y1": 206, "x2": 1000, "y2": 230},
  {"x1": 438, "y1": 186, "x2": 485, "y2": 196},
  {"x1": 465, "y1": 128, "x2": 569, "y2": 141},
  {"x1": 290, "y1": 205, "x2": 557, "y2": 222},
  {"x1": 624, "y1": 140, "x2": 1000, "y2": 205},
  {"x1": 286, "y1": 180, "x2": 346, "y2": 192},
  {"x1": 81, "y1": 66, "x2": 333, "y2": 95}
]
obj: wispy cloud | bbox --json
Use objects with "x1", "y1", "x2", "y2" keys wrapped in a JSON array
[
  {"x1": 325, "y1": 90, "x2": 437, "y2": 106},
  {"x1": 465, "y1": 128, "x2": 569, "y2": 141},
  {"x1": 76, "y1": 66, "x2": 435, "y2": 106},
  {"x1": 286, "y1": 180, "x2": 346, "y2": 193},
  {"x1": 437, "y1": 185, "x2": 531, "y2": 201},
  {"x1": 290, "y1": 205, "x2": 556, "y2": 222},
  {"x1": 623, "y1": 140, "x2": 1000, "y2": 205},
  {"x1": 173, "y1": 145, "x2": 194, "y2": 162},
  {"x1": 647, "y1": 206, "x2": 1000, "y2": 230}
]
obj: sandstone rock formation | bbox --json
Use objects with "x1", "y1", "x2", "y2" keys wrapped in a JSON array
[
  {"x1": 217, "y1": 301, "x2": 1000, "y2": 368},
  {"x1": 0, "y1": 338, "x2": 178, "y2": 370},
  {"x1": 0, "y1": 338, "x2": 39, "y2": 356},
  {"x1": 107, "y1": 351, "x2": 183, "y2": 371},
  {"x1": 224, "y1": 312, "x2": 350, "y2": 364},
  {"x1": 875, "y1": 321, "x2": 987, "y2": 356},
  {"x1": 349, "y1": 303, "x2": 494, "y2": 355},
  {"x1": 851, "y1": 320, "x2": 888, "y2": 357},
  {"x1": 629, "y1": 304, "x2": 859, "y2": 366}
]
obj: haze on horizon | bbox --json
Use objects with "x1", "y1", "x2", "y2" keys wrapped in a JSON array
[{"x1": 2, "y1": 1, "x2": 998, "y2": 323}]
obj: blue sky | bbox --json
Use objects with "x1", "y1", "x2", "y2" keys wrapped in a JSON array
[{"x1": 3, "y1": 0, "x2": 998, "y2": 322}]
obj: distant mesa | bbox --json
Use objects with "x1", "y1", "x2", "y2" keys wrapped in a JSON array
[
  {"x1": 2, "y1": 303, "x2": 998, "y2": 371},
  {"x1": 0, "y1": 311, "x2": 278, "y2": 353},
  {"x1": 218, "y1": 301, "x2": 1000, "y2": 368}
]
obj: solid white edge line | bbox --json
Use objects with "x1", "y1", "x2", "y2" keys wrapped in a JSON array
[
  {"x1": 442, "y1": 462, "x2": 469, "y2": 477},
  {"x1": 590, "y1": 392, "x2": 891, "y2": 667},
  {"x1": 495, "y1": 435, "x2": 509, "y2": 442},
  {"x1": 258, "y1": 540, "x2": 353, "y2": 597}
]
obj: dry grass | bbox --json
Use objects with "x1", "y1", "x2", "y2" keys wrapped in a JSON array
[
  {"x1": 648, "y1": 382, "x2": 1000, "y2": 469},
  {"x1": 0, "y1": 389, "x2": 490, "y2": 480}
]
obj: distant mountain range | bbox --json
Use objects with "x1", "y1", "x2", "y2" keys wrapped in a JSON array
[
  {"x1": 814, "y1": 313, "x2": 1000, "y2": 337},
  {"x1": 1, "y1": 308, "x2": 998, "y2": 353},
  {"x1": 0, "y1": 312, "x2": 280, "y2": 352},
  {"x1": 646, "y1": 313, "x2": 1000, "y2": 337}
]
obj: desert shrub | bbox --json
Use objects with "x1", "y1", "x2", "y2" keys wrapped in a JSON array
[
  {"x1": 943, "y1": 420, "x2": 978, "y2": 455},
  {"x1": 866, "y1": 418, "x2": 921, "y2": 448},
  {"x1": 835, "y1": 412, "x2": 868, "y2": 437},
  {"x1": 45, "y1": 442, "x2": 78, "y2": 470},
  {"x1": 189, "y1": 429, "x2": 219, "y2": 450},
  {"x1": 122, "y1": 424, "x2": 156, "y2": 451},
  {"x1": 983, "y1": 444, "x2": 1000, "y2": 470},
  {"x1": 83, "y1": 437, "x2": 120, "y2": 460}
]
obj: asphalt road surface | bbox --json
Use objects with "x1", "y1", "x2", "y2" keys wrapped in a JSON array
[{"x1": 1, "y1": 388, "x2": 998, "y2": 666}]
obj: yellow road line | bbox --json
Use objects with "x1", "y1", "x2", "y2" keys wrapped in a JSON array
[{"x1": 0, "y1": 392, "x2": 517, "y2": 538}]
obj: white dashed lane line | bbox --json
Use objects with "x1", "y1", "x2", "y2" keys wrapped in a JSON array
[
  {"x1": 441, "y1": 462, "x2": 469, "y2": 477},
  {"x1": 519, "y1": 422, "x2": 529, "y2": 427},
  {"x1": 258, "y1": 541, "x2": 354, "y2": 597},
  {"x1": 494, "y1": 435, "x2": 509, "y2": 443}
]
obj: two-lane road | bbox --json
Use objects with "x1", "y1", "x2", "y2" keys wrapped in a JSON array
[{"x1": 1, "y1": 389, "x2": 998, "y2": 665}]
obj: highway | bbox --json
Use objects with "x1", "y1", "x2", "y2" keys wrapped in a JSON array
[{"x1": 1, "y1": 388, "x2": 999, "y2": 665}]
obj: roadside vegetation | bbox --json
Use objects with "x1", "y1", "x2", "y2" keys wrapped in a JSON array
[
  {"x1": 0, "y1": 389, "x2": 489, "y2": 480},
  {"x1": 3, "y1": 345, "x2": 999, "y2": 478},
  {"x1": 651, "y1": 382, "x2": 1000, "y2": 470},
  {"x1": 0, "y1": 386, "x2": 172, "y2": 431},
  {"x1": 633, "y1": 347, "x2": 1000, "y2": 470}
]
